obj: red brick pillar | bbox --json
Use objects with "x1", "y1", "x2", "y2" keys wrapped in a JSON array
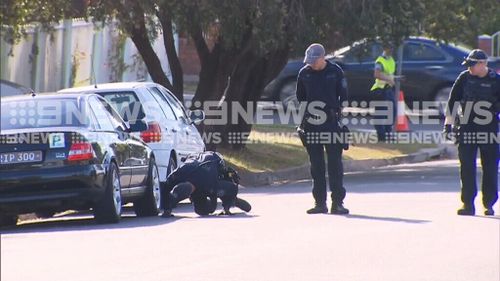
[{"x1": 477, "y1": 35, "x2": 492, "y2": 56}]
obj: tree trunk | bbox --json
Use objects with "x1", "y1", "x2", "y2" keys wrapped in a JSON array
[
  {"x1": 157, "y1": 7, "x2": 184, "y2": 102},
  {"x1": 216, "y1": 47, "x2": 290, "y2": 150},
  {"x1": 127, "y1": 11, "x2": 173, "y2": 93}
]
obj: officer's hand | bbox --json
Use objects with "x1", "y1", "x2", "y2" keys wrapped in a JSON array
[
  {"x1": 442, "y1": 124, "x2": 452, "y2": 141},
  {"x1": 387, "y1": 78, "x2": 395, "y2": 87}
]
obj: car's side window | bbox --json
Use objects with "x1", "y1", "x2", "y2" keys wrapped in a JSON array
[
  {"x1": 147, "y1": 87, "x2": 177, "y2": 120},
  {"x1": 403, "y1": 43, "x2": 446, "y2": 61},
  {"x1": 88, "y1": 96, "x2": 116, "y2": 131},
  {"x1": 344, "y1": 43, "x2": 382, "y2": 63}
]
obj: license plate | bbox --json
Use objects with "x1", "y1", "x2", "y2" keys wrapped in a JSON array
[{"x1": 0, "y1": 151, "x2": 43, "y2": 165}]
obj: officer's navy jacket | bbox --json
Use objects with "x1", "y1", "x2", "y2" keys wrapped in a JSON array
[
  {"x1": 296, "y1": 61, "x2": 348, "y2": 132},
  {"x1": 447, "y1": 69, "x2": 500, "y2": 133},
  {"x1": 165, "y1": 152, "x2": 223, "y2": 195}
]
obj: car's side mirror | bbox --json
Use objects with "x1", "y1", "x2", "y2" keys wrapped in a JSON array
[
  {"x1": 128, "y1": 119, "x2": 148, "y2": 132},
  {"x1": 189, "y1": 109, "x2": 205, "y2": 125}
]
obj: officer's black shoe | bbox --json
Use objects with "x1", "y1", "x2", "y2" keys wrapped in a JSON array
[
  {"x1": 235, "y1": 197, "x2": 252, "y2": 212},
  {"x1": 331, "y1": 203, "x2": 349, "y2": 215},
  {"x1": 161, "y1": 209, "x2": 173, "y2": 218},
  {"x1": 484, "y1": 208, "x2": 494, "y2": 216},
  {"x1": 457, "y1": 205, "x2": 475, "y2": 216},
  {"x1": 306, "y1": 204, "x2": 328, "y2": 214}
]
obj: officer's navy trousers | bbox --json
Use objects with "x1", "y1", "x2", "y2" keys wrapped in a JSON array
[
  {"x1": 458, "y1": 142, "x2": 499, "y2": 208},
  {"x1": 306, "y1": 142, "x2": 346, "y2": 205}
]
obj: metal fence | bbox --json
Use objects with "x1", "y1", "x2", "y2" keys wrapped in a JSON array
[{"x1": 0, "y1": 19, "x2": 175, "y2": 92}]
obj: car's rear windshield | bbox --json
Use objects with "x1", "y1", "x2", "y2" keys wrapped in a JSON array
[
  {"x1": 1, "y1": 98, "x2": 87, "y2": 130},
  {"x1": 98, "y1": 91, "x2": 141, "y2": 119}
]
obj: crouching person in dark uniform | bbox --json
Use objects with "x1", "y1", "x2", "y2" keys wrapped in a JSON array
[
  {"x1": 296, "y1": 43, "x2": 349, "y2": 215},
  {"x1": 443, "y1": 49, "x2": 499, "y2": 216},
  {"x1": 161, "y1": 152, "x2": 251, "y2": 217}
]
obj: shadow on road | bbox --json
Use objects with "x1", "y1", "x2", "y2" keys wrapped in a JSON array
[
  {"x1": 0, "y1": 214, "x2": 182, "y2": 235},
  {"x1": 344, "y1": 213, "x2": 431, "y2": 224},
  {"x1": 474, "y1": 215, "x2": 500, "y2": 221},
  {"x1": 192, "y1": 212, "x2": 258, "y2": 219},
  {"x1": 0, "y1": 202, "x2": 256, "y2": 235}
]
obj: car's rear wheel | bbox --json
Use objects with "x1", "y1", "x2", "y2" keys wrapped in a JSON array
[
  {"x1": 279, "y1": 80, "x2": 299, "y2": 110},
  {"x1": 161, "y1": 154, "x2": 178, "y2": 207},
  {"x1": 167, "y1": 153, "x2": 177, "y2": 176},
  {"x1": 94, "y1": 162, "x2": 122, "y2": 224},
  {"x1": 0, "y1": 214, "x2": 18, "y2": 227},
  {"x1": 134, "y1": 158, "x2": 161, "y2": 216},
  {"x1": 434, "y1": 87, "x2": 452, "y2": 117}
]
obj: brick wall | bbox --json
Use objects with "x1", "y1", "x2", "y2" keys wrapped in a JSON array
[
  {"x1": 477, "y1": 35, "x2": 492, "y2": 56},
  {"x1": 178, "y1": 36, "x2": 201, "y2": 75}
]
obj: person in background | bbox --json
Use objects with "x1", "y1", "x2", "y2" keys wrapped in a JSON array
[{"x1": 370, "y1": 43, "x2": 397, "y2": 142}]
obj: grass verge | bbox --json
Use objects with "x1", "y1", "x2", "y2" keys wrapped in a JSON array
[{"x1": 219, "y1": 124, "x2": 437, "y2": 173}]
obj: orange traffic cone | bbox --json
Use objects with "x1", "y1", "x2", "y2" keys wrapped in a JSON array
[{"x1": 395, "y1": 91, "x2": 410, "y2": 132}]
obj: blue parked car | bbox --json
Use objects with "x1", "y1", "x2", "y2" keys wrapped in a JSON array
[{"x1": 263, "y1": 37, "x2": 500, "y2": 110}]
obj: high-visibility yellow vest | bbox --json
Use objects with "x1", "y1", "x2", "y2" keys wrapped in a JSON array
[{"x1": 370, "y1": 55, "x2": 395, "y2": 91}]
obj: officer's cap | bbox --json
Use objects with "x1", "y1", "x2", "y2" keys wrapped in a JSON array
[
  {"x1": 304, "y1": 43, "x2": 325, "y2": 65},
  {"x1": 462, "y1": 49, "x2": 488, "y2": 67}
]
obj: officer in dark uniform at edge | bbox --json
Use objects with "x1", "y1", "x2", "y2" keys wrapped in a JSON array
[
  {"x1": 443, "y1": 49, "x2": 499, "y2": 216},
  {"x1": 296, "y1": 43, "x2": 349, "y2": 215}
]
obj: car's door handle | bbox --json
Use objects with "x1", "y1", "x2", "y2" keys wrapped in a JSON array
[
  {"x1": 426, "y1": 65, "x2": 443, "y2": 70},
  {"x1": 171, "y1": 129, "x2": 178, "y2": 133}
]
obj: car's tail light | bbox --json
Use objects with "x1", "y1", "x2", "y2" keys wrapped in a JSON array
[
  {"x1": 68, "y1": 142, "x2": 95, "y2": 161},
  {"x1": 140, "y1": 121, "x2": 162, "y2": 143}
]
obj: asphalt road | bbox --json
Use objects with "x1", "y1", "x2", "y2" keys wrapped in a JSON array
[{"x1": 1, "y1": 159, "x2": 499, "y2": 281}]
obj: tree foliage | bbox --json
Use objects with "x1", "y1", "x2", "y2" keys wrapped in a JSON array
[
  {"x1": 2, "y1": 0, "x2": 499, "y2": 149},
  {"x1": 0, "y1": 0, "x2": 83, "y2": 44},
  {"x1": 421, "y1": 0, "x2": 500, "y2": 47}
]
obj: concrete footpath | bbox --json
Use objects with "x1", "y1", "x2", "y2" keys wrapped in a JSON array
[{"x1": 240, "y1": 144, "x2": 455, "y2": 186}]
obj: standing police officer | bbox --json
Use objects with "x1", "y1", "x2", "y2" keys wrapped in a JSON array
[
  {"x1": 296, "y1": 43, "x2": 349, "y2": 215},
  {"x1": 443, "y1": 49, "x2": 499, "y2": 216}
]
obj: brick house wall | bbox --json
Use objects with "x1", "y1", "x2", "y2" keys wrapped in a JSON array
[{"x1": 178, "y1": 35, "x2": 201, "y2": 76}]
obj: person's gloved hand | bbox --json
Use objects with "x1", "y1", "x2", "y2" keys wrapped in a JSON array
[
  {"x1": 442, "y1": 124, "x2": 452, "y2": 141},
  {"x1": 337, "y1": 107, "x2": 343, "y2": 117}
]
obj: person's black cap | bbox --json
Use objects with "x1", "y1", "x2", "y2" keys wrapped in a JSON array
[
  {"x1": 462, "y1": 49, "x2": 488, "y2": 67},
  {"x1": 382, "y1": 41, "x2": 394, "y2": 49}
]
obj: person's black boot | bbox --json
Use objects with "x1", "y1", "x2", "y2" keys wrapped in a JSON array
[
  {"x1": 457, "y1": 204, "x2": 475, "y2": 216},
  {"x1": 161, "y1": 208, "x2": 173, "y2": 218},
  {"x1": 331, "y1": 203, "x2": 349, "y2": 215},
  {"x1": 484, "y1": 207, "x2": 494, "y2": 216},
  {"x1": 235, "y1": 197, "x2": 252, "y2": 212},
  {"x1": 161, "y1": 193, "x2": 177, "y2": 217},
  {"x1": 306, "y1": 203, "x2": 328, "y2": 214}
]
